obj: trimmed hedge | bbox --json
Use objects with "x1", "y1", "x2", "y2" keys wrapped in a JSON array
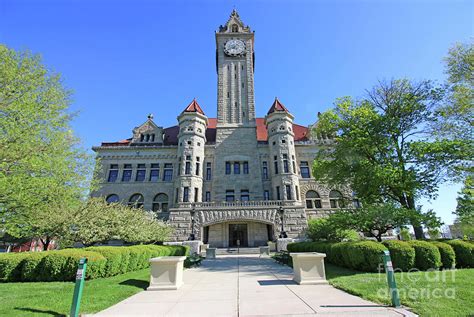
[
  {"x1": 407, "y1": 241, "x2": 442, "y2": 270},
  {"x1": 287, "y1": 241, "x2": 386, "y2": 272},
  {"x1": 430, "y1": 242, "x2": 456, "y2": 269},
  {"x1": 39, "y1": 250, "x2": 106, "y2": 281},
  {"x1": 0, "y1": 244, "x2": 189, "y2": 282},
  {"x1": 382, "y1": 240, "x2": 415, "y2": 271},
  {"x1": 445, "y1": 240, "x2": 474, "y2": 268}
]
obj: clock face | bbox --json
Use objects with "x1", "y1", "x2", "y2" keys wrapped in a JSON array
[{"x1": 224, "y1": 39, "x2": 245, "y2": 56}]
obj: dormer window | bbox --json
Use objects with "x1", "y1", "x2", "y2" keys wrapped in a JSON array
[{"x1": 231, "y1": 24, "x2": 238, "y2": 32}]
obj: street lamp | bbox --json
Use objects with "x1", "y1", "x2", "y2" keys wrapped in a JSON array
[
  {"x1": 278, "y1": 206, "x2": 288, "y2": 238},
  {"x1": 189, "y1": 205, "x2": 196, "y2": 241}
]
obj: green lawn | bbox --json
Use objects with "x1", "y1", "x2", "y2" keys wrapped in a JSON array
[
  {"x1": 325, "y1": 264, "x2": 474, "y2": 317},
  {"x1": 0, "y1": 269, "x2": 150, "y2": 316},
  {"x1": 0, "y1": 264, "x2": 473, "y2": 317}
]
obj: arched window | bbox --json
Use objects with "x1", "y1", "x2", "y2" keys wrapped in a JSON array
[
  {"x1": 152, "y1": 193, "x2": 169, "y2": 212},
  {"x1": 329, "y1": 190, "x2": 343, "y2": 208},
  {"x1": 106, "y1": 194, "x2": 120, "y2": 204},
  {"x1": 128, "y1": 194, "x2": 144, "y2": 208},
  {"x1": 305, "y1": 191, "x2": 322, "y2": 209},
  {"x1": 231, "y1": 24, "x2": 238, "y2": 32}
]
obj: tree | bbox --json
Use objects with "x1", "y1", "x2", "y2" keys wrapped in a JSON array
[
  {"x1": 0, "y1": 45, "x2": 92, "y2": 249},
  {"x1": 326, "y1": 204, "x2": 440, "y2": 242},
  {"x1": 313, "y1": 79, "x2": 459, "y2": 239},
  {"x1": 68, "y1": 198, "x2": 173, "y2": 246},
  {"x1": 306, "y1": 218, "x2": 359, "y2": 242}
]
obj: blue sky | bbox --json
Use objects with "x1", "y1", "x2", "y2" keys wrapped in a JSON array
[{"x1": 1, "y1": 0, "x2": 472, "y2": 224}]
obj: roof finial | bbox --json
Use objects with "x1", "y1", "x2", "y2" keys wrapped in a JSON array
[{"x1": 147, "y1": 113, "x2": 154, "y2": 120}]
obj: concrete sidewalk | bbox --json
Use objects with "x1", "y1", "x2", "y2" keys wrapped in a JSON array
[{"x1": 94, "y1": 255, "x2": 416, "y2": 317}]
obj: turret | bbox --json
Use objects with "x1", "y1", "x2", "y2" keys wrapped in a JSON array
[
  {"x1": 265, "y1": 98, "x2": 301, "y2": 202},
  {"x1": 174, "y1": 99, "x2": 208, "y2": 204}
]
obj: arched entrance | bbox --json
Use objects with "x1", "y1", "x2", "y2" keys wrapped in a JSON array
[
  {"x1": 195, "y1": 208, "x2": 279, "y2": 248},
  {"x1": 202, "y1": 220, "x2": 275, "y2": 248}
]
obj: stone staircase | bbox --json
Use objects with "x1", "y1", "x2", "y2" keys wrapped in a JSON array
[{"x1": 215, "y1": 247, "x2": 262, "y2": 255}]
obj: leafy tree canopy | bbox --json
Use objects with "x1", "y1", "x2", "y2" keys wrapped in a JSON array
[{"x1": 0, "y1": 45, "x2": 92, "y2": 245}]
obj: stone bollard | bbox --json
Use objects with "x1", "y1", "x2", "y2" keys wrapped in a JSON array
[
  {"x1": 182, "y1": 240, "x2": 202, "y2": 255},
  {"x1": 290, "y1": 252, "x2": 328, "y2": 285},
  {"x1": 259, "y1": 246, "x2": 270, "y2": 257},
  {"x1": 276, "y1": 238, "x2": 294, "y2": 252},
  {"x1": 147, "y1": 256, "x2": 186, "y2": 290},
  {"x1": 206, "y1": 248, "x2": 216, "y2": 259}
]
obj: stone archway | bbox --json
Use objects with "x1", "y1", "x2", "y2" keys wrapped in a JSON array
[{"x1": 193, "y1": 209, "x2": 281, "y2": 248}]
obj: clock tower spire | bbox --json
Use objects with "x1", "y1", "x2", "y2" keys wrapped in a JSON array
[{"x1": 216, "y1": 9, "x2": 255, "y2": 126}]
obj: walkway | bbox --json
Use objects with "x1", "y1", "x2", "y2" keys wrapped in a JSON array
[{"x1": 95, "y1": 255, "x2": 415, "y2": 317}]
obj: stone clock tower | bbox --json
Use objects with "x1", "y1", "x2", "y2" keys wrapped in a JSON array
[
  {"x1": 211, "y1": 10, "x2": 264, "y2": 201},
  {"x1": 216, "y1": 9, "x2": 255, "y2": 125}
]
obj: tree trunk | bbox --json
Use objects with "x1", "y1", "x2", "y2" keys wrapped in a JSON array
[
  {"x1": 41, "y1": 237, "x2": 51, "y2": 251},
  {"x1": 406, "y1": 195, "x2": 425, "y2": 240}
]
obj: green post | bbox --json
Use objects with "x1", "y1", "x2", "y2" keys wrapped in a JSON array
[
  {"x1": 70, "y1": 258, "x2": 87, "y2": 317},
  {"x1": 382, "y1": 250, "x2": 401, "y2": 308}
]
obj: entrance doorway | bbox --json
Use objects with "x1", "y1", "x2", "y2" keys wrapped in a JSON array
[{"x1": 229, "y1": 224, "x2": 248, "y2": 247}]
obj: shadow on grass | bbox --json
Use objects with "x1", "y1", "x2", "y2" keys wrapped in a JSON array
[
  {"x1": 119, "y1": 278, "x2": 148, "y2": 289},
  {"x1": 14, "y1": 307, "x2": 65, "y2": 316},
  {"x1": 325, "y1": 263, "x2": 368, "y2": 279}
]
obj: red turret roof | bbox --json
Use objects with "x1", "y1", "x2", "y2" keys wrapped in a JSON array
[
  {"x1": 183, "y1": 98, "x2": 205, "y2": 115},
  {"x1": 267, "y1": 97, "x2": 289, "y2": 114},
  {"x1": 99, "y1": 118, "x2": 310, "y2": 147}
]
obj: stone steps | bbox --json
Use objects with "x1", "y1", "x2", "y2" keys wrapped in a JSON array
[{"x1": 215, "y1": 247, "x2": 262, "y2": 255}]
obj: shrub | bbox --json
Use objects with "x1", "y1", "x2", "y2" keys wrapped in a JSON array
[
  {"x1": 343, "y1": 241, "x2": 387, "y2": 272},
  {"x1": 85, "y1": 246, "x2": 126, "y2": 277},
  {"x1": 39, "y1": 250, "x2": 106, "y2": 281},
  {"x1": 382, "y1": 240, "x2": 415, "y2": 271},
  {"x1": 445, "y1": 240, "x2": 474, "y2": 268},
  {"x1": 0, "y1": 244, "x2": 188, "y2": 282},
  {"x1": 430, "y1": 242, "x2": 456, "y2": 269},
  {"x1": 408, "y1": 241, "x2": 442, "y2": 270},
  {"x1": 0, "y1": 253, "x2": 29, "y2": 281},
  {"x1": 20, "y1": 252, "x2": 49, "y2": 281}
]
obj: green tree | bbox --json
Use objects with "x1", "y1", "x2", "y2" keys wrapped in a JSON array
[
  {"x1": 68, "y1": 198, "x2": 173, "y2": 246},
  {"x1": 0, "y1": 45, "x2": 92, "y2": 249},
  {"x1": 327, "y1": 204, "x2": 440, "y2": 242},
  {"x1": 313, "y1": 79, "x2": 460, "y2": 239},
  {"x1": 306, "y1": 218, "x2": 359, "y2": 242}
]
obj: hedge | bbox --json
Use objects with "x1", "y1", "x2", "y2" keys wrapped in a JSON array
[
  {"x1": 287, "y1": 241, "x2": 386, "y2": 272},
  {"x1": 445, "y1": 240, "x2": 474, "y2": 268},
  {"x1": 0, "y1": 244, "x2": 189, "y2": 282},
  {"x1": 382, "y1": 240, "x2": 415, "y2": 271},
  {"x1": 430, "y1": 242, "x2": 456, "y2": 269},
  {"x1": 407, "y1": 241, "x2": 442, "y2": 270}
]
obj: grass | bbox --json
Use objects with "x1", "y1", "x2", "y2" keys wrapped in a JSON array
[
  {"x1": 0, "y1": 268, "x2": 150, "y2": 316},
  {"x1": 325, "y1": 263, "x2": 474, "y2": 317}
]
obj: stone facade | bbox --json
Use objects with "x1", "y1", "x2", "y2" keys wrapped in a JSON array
[{"x1": 91, "y1": 10, "x2": 353, "y2": 248}]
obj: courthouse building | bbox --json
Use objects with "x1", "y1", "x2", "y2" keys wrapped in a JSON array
[{"x1": 92, "y1": 10, "x2": 351, "y2": 247}]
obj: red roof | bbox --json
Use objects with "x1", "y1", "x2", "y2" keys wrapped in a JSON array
[
  {"x1": 100, "y1": 118, "x2": 309, "y2": 147},
  {"x1": 183, "y1": 99, "x2": 205, "y2": 115},
  {"x1": 267, "y1": 98, "x2": 289, "y2": 114}
]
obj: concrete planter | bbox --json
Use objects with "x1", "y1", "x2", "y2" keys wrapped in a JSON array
[
  {"x1": 267, "y1": 241, "x2": 276, "y2": 252},
  {"x1": 290, "y1": 252, "x2": 328, "y2": 285},
  {"x1": 147, "y1": 256, "x2": 186, "y2": 291},
  {"x1": 182, "y1": 240, "x2": 202, "y2": 255},
  {"x1": 259, "y1": 246, "x2": 270, "y2": 257},
  {"x1": 206, "y1": 247, "x2": 216, "y2": 259},
  {"x1": 201, "y1": 243, "x2": 210, "y2": 255},
  {"x1": 277, "y1": 238, "x2": 294, "y2": 251}
]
